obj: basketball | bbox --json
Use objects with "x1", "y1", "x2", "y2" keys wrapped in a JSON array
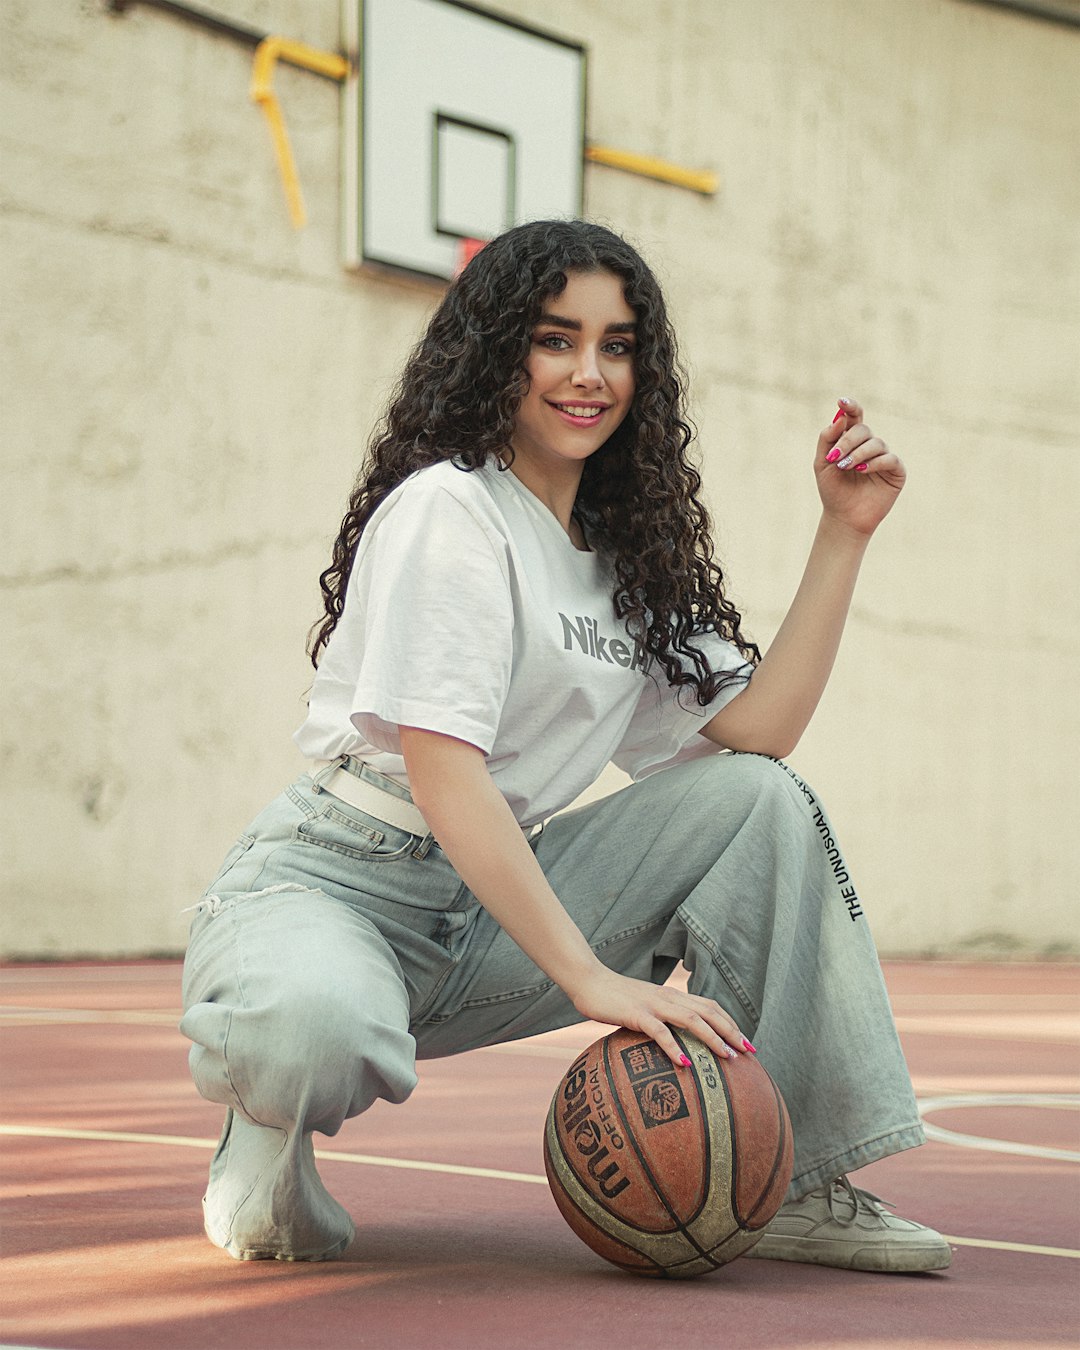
[{"x1": 543, "y1": 1027, "x2": 793, "y2": 1278}]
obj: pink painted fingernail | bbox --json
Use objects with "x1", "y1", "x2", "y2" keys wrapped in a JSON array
[
  {"x1": 831, "y1": 408, "x2": 845, "y2": 424},
  {"x1": 855, "y1": 463, "x2": 868, "y2": 472},
  {"x1": 680, "y1": 1054, "x2": 692, "y2": 1068},
  {"x1": 826, "y1": 447, "x2": 842, "y2": 463},
  {"x1": 742, "y1": 1039, "x2": 757, "y2": 1053}
]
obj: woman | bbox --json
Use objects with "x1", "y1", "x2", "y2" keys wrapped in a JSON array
[{"x1": 181, "y1": 219, "x2": 950, "y2": 1272}]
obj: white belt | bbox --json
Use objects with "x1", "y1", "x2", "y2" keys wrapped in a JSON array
[
  {"x1": 310, "y1": 758, "x2": 543, "y2": 840},
  {"x1": 311, "y1": 760, "x2": 431, "y2": 837}
]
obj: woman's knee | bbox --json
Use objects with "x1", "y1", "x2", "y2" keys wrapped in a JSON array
[
  {"x1": 183, "y1": 888, "x2": 421, "y2": 1125},
  {"x1": 686, "y1": 751, "x2": 815, "y2": 821},
  {"x1": 184, "y1": 970, "x2": 418, "y2": 1130},
  {"x1": 253, "y1": 976, "x2": 415, "y2": 1113}
]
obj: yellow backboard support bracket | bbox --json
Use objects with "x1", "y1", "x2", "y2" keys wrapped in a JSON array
[
  {"x1": 586, "y1": 144, "x2": 719, "y2": 197},
  {"x1": 250, "y1": 36, "x2": 350, "y2": 229}
]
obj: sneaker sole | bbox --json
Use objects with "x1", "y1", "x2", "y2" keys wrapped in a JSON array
[
  {"x1": 743, "y1": 1235, "x2": 952, "y2": 1273},
  {"x1": 205, "y1": 1216, "x2": 354, "y2": 1263}
]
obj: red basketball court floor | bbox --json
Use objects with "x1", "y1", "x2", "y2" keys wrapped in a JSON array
[{"x1": 1, "y1": 960, "x2": 1077, "y2": 1350}]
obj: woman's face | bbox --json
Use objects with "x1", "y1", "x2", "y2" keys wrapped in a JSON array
[{"x1": 510, "y1": 269, "x2": 637, "y2": 476}]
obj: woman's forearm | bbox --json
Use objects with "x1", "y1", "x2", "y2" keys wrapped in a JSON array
[
  {"x1": 702, "y1": 513, "x2": 869, "y2": 758},
  {"x1": 399, "y1": 725, "x2": 602, "y2": 996},
  {"x1": 398, "y1": 725, "x2": 750, "y2": 1063},
  {"x1": 704, "y1": 399, "x2": 905, "y2": 758}
]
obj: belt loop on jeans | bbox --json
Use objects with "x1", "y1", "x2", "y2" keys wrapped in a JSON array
[{"x1": 310, "y1": 756, "x2": 346, "y2": 792}]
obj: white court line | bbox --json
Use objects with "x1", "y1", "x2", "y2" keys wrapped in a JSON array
[
  {"x1": 917, "y1": 1093, "x2": 1080, "y2": 1162},
  {"x1": 945, "y1": 1235, "x2": 1079, "y2": 1259},
  {"x1": 0, "y1": 1007, "x2": 178, "y2": 1025},
  {"x1": 0, "y1": 1124, "x2": 546, "y2": 1186},
  {"x1": 2, "y1": 1123, "x2": 1077, "y2": 1259}
]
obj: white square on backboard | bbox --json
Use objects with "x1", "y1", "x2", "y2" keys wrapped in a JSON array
[
  {"x1": 342, "y1": 0, "x2": 586, "y2": 282},
  {"x1": 435, "y1": 116, "x2": 514, "y2": 241}
]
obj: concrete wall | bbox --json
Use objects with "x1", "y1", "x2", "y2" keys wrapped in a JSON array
[{"x1": 2, "y1": 0, "x2": 1077, "y2": 958}]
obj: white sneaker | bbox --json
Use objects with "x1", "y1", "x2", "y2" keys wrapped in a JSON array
[{"x1": 743, "y1": 1175, "x2": 952, "y2": 1272}]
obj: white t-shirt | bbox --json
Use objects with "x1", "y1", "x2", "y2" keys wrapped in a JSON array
[{"x1": 294, "y1": 459, "x2": 752, "y2": 827}]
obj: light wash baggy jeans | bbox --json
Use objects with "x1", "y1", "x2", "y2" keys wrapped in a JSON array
[{"x1": 180, "y1": 752, "x2": 925, "y2": 1260}]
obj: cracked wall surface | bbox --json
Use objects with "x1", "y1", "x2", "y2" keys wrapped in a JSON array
[{"x1": 2, "y1": 0, "x2": 1077, "y2": 958}]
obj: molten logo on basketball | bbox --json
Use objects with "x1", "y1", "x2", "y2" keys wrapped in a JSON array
[
  {"x1": 571, "y1": 1117, "x2": 630, "y2": 1199},
  {"x1": 560, "y1": 1052, "x2": 630, "y2": 1199}
]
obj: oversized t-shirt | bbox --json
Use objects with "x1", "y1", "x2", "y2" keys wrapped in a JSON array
[{"x1": 294, "y1": 458, "x2": 752, "y2": 828}]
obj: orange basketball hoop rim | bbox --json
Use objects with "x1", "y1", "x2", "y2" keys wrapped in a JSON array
[{"x1": 454, "y1": 237, "x2": 488, "y2": 277}]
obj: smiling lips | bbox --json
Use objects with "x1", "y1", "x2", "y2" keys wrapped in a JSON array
[{"x1": 549, "y1": 401, "x2": 609, "y2": 426}]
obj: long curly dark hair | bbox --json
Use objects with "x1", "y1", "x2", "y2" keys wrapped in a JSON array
[{"x1": 309, "y1": 219, "x2": 760, "y2": 703}]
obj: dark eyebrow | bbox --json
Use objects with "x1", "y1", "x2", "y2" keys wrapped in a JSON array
[{"x1": 536, "y1": 312, "x2": 637, "y2": 334}]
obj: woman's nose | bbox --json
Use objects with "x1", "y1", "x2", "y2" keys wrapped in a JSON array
[{"x1": 572, "y1": 349, "x2": 604, "y2": 388}]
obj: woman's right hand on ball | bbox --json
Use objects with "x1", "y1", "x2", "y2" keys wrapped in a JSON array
[{"x1": 566, "y1": 965, "x2": 752, "y2": 1068}]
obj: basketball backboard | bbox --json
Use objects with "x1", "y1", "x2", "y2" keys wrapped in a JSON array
[{"x1": 342, "y1": 0, "x2": 586, "y2": 282}]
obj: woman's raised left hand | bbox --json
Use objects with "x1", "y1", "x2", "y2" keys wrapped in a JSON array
[{"x1": 814, "y1": 396, "x2": 906, "y2": 537}]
